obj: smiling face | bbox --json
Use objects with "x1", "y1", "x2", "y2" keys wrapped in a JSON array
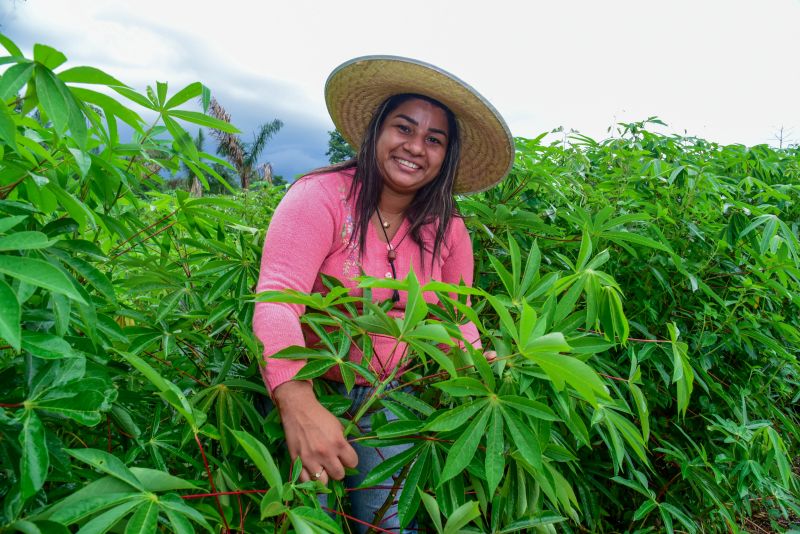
[{"x1": 375, "y1": 97, "x2": 450, "y2": 200}]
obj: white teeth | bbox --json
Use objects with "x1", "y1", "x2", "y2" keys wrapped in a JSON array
[{"x1": 395, "y1": 158, "x2": 420, "y2": 169}]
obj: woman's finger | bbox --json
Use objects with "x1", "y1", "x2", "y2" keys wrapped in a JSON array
[
  {"x1": 298, "y1": 466, "x2": 311, "y2": 483},
  {"x1": 340, "y1": 443, "x2": 359, "y2": 469},
  {"x1": 309, "y1": 465, "x2": 330, "y2": 485}
]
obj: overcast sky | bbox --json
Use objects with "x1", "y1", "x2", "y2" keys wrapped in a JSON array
[{"x1": 2, "y1": 0, "x2": 799, "y2": 180}]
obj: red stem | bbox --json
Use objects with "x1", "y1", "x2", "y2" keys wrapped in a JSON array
[
  {"x1": 181, "y1": 490, "x2": 267, "y2": 500},
  {"x1": 0, "y1": 403, "x2": 23, "y2": 408},
  {"x1": 322, "y1": 506, "x2": 396, "y2": 534},
  {"x1": 194, "y1": 433, "x2": 231, "y2": 533}
]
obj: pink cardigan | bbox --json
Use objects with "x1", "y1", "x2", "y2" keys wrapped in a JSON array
[{"x1": 253, "y1": 169, "x2": 480, "y2": 393}]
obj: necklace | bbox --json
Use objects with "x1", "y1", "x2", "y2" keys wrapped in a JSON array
[
  {"x1": 377, "y1": 208, "x2": 401, "y2": 229},
  {"x1": 375, "y1": 209, "x2": 409, "y2": 303}
]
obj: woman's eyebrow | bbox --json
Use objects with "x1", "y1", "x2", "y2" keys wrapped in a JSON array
[{"x1": 396, "y1": 114, "x2": 449, "y2": 138}]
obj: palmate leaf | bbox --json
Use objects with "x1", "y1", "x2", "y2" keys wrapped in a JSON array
[
  {"x1": 66, "y1": 449, "x2": 144, "y2": 491},
  {"x1": 440, "y1": 406, "x2": 490, "y2": 483},
  {"x1": 0, "y1": 278, "x2": 21, "y2": 349},
  {"x1": 485, "y1": 406, "x2": 505, "y2": 496},
  {"x1": 230, "y1": 428, "x2": 282, "y2": 491},
  {"x1": 123, "y1": 500, "x2": 158, "y2": 534},
  {"x1": 527, "y1": 351, "x2": 610, "y2": 406},
  {"x1": 425, "y1": 399, "x2": 488, "y2": 432},
  {"x1": 20, "y1": 410, "x2": 49, "y2": 500},
  {"x1": 359, "y1": 443, "x2": 420, "y2": 489},
  {"x1": 500, "y1": 407, "x2": 542, "y2": 471},
  {"x1": 0, "y1": 255, "x2": 87, "y2": 303},
  {"x1": 398, "y1": 446, "x2": 430, "y2": 527},
  {"x1": 76, "y1": 498, "x2": 142, "y2": 534},
  {"x1": 0, "y1": 61, "x2": 34, "y2": 99}
]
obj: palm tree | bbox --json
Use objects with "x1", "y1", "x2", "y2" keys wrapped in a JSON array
[{"x1": 207, "y1": 97, "x2": 283, "y2": 189}]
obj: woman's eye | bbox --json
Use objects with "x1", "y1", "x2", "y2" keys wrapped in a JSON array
[
  {"x1": 397, "y1": 124, "x2": 411, "y2": 133},
  {"x1": 427, "y1": 136, "x2": 442, "y2": 145}
]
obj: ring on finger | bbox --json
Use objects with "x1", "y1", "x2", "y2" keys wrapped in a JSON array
[{"x1": 313, "y1": 468, "x2": 325, "y2": 480}]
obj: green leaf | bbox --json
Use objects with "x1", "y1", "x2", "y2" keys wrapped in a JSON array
[
  {"x1": 440, "y1": 406, "x2": 490, "y2": 483},
  {"x1": 0, "y1": 100, "x2": 18, "y2": 150},
  {"x1": 0, "y1": 62, "x2": 34, "y2": 100},
  {"x1": 76, "y1": 499, "x2": 142, "y2": 534},
  {"x1": 0, "y1": 34, "x2": 22, "y2": 56},
  {"x1": 69, "y1": 87, "x2": 144, "y2": 129},
  {"x1": 230, "y1": 429, "x2": 282, "y2": 490},
  {"x1": 22, "y1": 332, "x2": 74, "y2": 359},
  {"x1": 485, "y1": 406, "x2": 505, "y2": 496},
  {"x1": 167, "y1": 109, "x2": 240, "y2": 133},
  {"x1": 58, "y1": 66, "x2": 125, "y2": 86},
  {"x1": 0, "y1": 278, "x2": 21, "y2": 350},
  {"x1": 443, "y1": 501, "x2": 481, "y2": 534},
  {"x1": 57, "y1": 254, "x2": 115, "y2": 303},
  {"x1": 20, "y1": 410, "x2": 49, "y2": 500},
  {"x1": 163, "y1": 81, "x2": 203, "y2": 109},
  {"x1": 401, "y1": 266, "x2": 428, "y2": 334},
  {"x1": 50, "y1": 493, "x2": 139, "y2": 525},
  {"x1": 66, "y1": 448, "x2": 144, "y2": 491},
  {"x1": 528, "y1": 352, "x2": 610, "y2": 406},
  {"x1": 123, "y1": 500, "x2": 158, "y2": 534},
  {"x1": 632, "y1": 499, "x2": 657, "y2": 521},
  {"x1": 425, "y1": 399, "x2": 488, "y2": 432},
  {"x1": 0, "y1": 231, "x2": 53, "y2": 251},
  {"x1": 398, "y1": 448, "x2": 429, "y2": 527},
  {"x1": 376, "y1": 419, "x2": 425, "y2": 439},
  {"x1": 0, "y1": 255, "x2": 87, "y2": 304},
  {"x1": 34, "y1": 66, "x2": 70, "y2": 135},
  {"x1": 419, "y1": 489, "x2": 443, "y2": 534},
  {"x1": 33, "y1": 44, "x2": 67, "y2": 70},
  {"x1": 359, "y1": 444, "x2": 420, "y2": 489},
  {"x1": 603, "y1": 231, "x2": 672, "y2": 253},
  {"x1": 523, "y1": 332, "x2": 571, "y2": 354},
  {"x1": 501, "y1": 407, "x2": 542, "y2": 471},
  {"x1": 433, "y1": 377, "x2": 490, "y2": 397},
  {"x1": 495, "y1": 512, "x2": 566, "y2": 533},
  {"x1": 0, "y1": 215, "x2": 28, "y2": 234},
  {"x1": 498, "y1": 396, "x2": 559, "y2": 421},
  {"x1": 111, "y1": 86, "x2": 155, "y2": 110}
]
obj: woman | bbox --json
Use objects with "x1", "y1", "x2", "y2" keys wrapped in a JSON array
[{"x1": 253, "y1": 56, "x2": 513, "y2": 532}]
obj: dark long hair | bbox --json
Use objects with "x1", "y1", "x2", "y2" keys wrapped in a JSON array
[{"x1": 313, "y1": 93, "x2": 461, "y2": 266}]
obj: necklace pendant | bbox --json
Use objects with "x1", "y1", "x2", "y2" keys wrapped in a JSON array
[
  {"x1": 382, "y1": 220, "x2": 390, "y2": 228},
  {"x1": 387, "y1": 249, "x2": 397, "y2": 261}
]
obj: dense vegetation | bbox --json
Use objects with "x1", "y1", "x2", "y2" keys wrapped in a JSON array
[{"x1": 0, "y1": 37, "x2": 798, "y2": 533}]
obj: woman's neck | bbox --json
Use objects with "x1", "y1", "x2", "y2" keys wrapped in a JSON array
[{"x1": 378, "y1": 189, "x2": 413, "y2": 216}]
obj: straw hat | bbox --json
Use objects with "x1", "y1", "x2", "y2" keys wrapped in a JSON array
[{"x1": 325, "y1": 55, "x2": 514, "y2": 195}]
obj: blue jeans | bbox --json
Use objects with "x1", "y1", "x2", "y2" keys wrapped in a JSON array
[{"x1": 323, "y1": 381, "x2": 415, "y2": 533}]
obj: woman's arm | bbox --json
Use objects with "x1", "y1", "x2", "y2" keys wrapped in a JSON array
[
  {"x1": 252, "y1": 175, "x2": 358, "y2": 482},
  {"x1": 440, "y1": 218, "x2": 483, "y2": 349},
  {"x1": 253, "y1": 177, "x2": 337, "y2": 391}
]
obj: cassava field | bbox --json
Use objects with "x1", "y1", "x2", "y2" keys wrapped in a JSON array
[{"x1": 0, "y1": 37, "x2": 798, "y2": 533}]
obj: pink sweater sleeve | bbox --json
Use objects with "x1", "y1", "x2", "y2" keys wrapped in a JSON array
[
  {"x1": 441, "y1": 218, "x2": 482, "y2": 349},
  {"x1": 252, "y1": 178, "x2": 337, "y2": 393}
]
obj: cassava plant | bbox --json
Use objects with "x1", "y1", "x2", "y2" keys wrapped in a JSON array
[{"x1": 0, "y1": 34, "x2": 797, "y2": 534}]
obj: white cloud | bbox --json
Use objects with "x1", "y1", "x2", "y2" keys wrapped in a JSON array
[{"x1": 3, "y1": 0, "x2": 799, "y2": 177}]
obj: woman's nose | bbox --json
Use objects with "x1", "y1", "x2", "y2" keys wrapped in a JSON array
[{"x1": 404, "y1": 135, "x2": 424, "y2": 155}]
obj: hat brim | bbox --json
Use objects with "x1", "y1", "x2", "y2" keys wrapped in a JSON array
[{"x1": 325, "y1": 55, "x2": 514, "y2": 195}]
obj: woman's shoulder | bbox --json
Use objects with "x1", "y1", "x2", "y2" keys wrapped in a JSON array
[
  {"x1": 293, "y1": 167, "x2": 355, "y2": 192},
  {"x1": 280, "y1": 168, "x2": 353, "y2": 207}
]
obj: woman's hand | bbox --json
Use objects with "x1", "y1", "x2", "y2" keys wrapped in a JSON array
[{"x1": 272, "y1": 380, "x2": 358, "y2": 485}]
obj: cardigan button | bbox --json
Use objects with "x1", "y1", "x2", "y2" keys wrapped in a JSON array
[{"x1": 385, "y1": 272, "x2": 392, "y2": 278}]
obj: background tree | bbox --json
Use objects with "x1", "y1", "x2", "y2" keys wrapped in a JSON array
[
  {"x1": 208, "y1": 97, "x2": 283, "y2": 189},
  {"x1": 326, "y1": 128, "x2": 355, "y2": 163}
]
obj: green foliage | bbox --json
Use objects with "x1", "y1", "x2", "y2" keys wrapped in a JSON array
[
  {"x1": 325, "y1": 129, "x2": 355, "y2": 164},
  {"x1": 0, "y1": 37, "x2": 797, "y2": 534}
]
